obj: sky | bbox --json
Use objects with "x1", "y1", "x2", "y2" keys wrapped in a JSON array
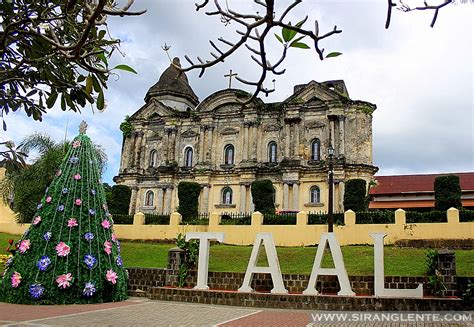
[{"x1": 1, "y1": 0, "x2": 472, "y2": 184}]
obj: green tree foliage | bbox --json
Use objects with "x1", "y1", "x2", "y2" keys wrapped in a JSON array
[
  {"x1": 108, "y1": 185, "x2": 131, "y2": 215},
  {"x1": 177, "y1": 181, "x2": 201, "y2": 222},
  {"x1": 0, "y1": 0, "x2": 144, "y2": 128},
  {"x1": 0, "y1": 133, "x2": 106, "y2": 223},
  {"x1": 251, "y1": 180, "x2": 275, "y2": 215},
  {"x1": 0, "y1": 130, "x2": 127, "y2": 304},
  {"x1": 343, "y1": 179, "x2": 368, "y2": 212},
  {"x1": 434, "y1": 174, "x2": 462, "y2": 211}
]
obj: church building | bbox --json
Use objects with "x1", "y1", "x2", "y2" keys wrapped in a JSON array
[{"x1": 114, "y1": 58, "x2": 378, "y2": 215}]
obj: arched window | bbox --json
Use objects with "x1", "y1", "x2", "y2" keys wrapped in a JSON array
[
  {"x1": 145, "y1": 190, "x2": 154, "y2": 206},
  {"x1": 310, "y1": 186, "x2": 321, "y2": 204},
  {"x1": 184, "y1": 147, "x2": 193, "y2": 167},
  {"x1": 224, "y1": 144, "x2": 234, "y2": 165},
  {"x1": 222, "y1": 187, "x2": 233, "y2": 204},
  {"x1": 311, "y1": 139, "x2": 321, "y2": 161},
  {"x1": 268, "y1": 141, "x2": 277, "y2": 163},
  {"x1": 149, "y1": 150, "x2": 158, "y2": 167}
]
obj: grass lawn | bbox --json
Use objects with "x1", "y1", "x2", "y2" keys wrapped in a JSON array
[{"x1": 1, "y1": 233, "x2": 473, "y2": 276}]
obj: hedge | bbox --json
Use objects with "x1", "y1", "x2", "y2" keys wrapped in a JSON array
[
  {"x1": 144, "y1": 213, "x2": 170, "y2": 225},
  {"x1": 251, "y1": 179, "x2": 275, "y2": 215},
  {"x1": 343, "y1": 179, "x2": 368, "y2": 212},
  {"x1": 112, "y1": 213, "x2": 133, "y2": 225},
  {"x1": 177, "y1": 181, "x2": 201, "y2": 222},
  {"x1": 460, "y1": 210, "x2": 474, "y2": 222},
  {"x1": 263, "y1": 213, "x2": 296, "y2": 225},
  {"x1": 356, "y1": 210, "x2": 394, "y2": 224},
  {"x1": 308, "y1": 212, "x2": 345, "y2": 225},
  {"x1": 220, "y1": 212, "x2": 252, "y2": 225},
  {"x1": 434, "y1": 174, "x2": 462, "y2": 211}
]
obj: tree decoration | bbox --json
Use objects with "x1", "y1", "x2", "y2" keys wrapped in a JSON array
[{"x1": 0, "y1": 124, "x2": 127, "y2": 304}]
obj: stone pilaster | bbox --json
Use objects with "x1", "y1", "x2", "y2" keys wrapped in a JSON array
[
  {"x1": 240, "y1": 184, "x2": 247, "y2": 212},
  {"x1": 206, "y1": 126, "x2": 213, "y2": 162},
  {"x1": 339, "y1": 116, "x2": 345, "y2": 156},
  {"x1": 243, "y1": 123, "x2": 249, "y2": 161},
  {"x1": 164, "y1": 187, "x2": 172, "y2": 214},
  {"x1": 199, "y1": 126, "x2": 205, "y2": 163},
  {"x1": 283, "y1": 183, "x2": 289, "y2": 210},
  {"x1": 129, "y1": 186, "x2": 139, "y2": 215},
  {"x1": 292, "y1": 183, "x2": 299, "y2": 211},
  {"x1": 201, "y1": 185, "x2": 210, "y2": 213},
  {"x1": 284, "y1": 123, "x2": 290, "y2": 157},
  {"x1": 157, "y1": 188, "x2": 164, "y2": 214}
]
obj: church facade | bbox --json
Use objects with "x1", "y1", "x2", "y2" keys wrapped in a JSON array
[{"x1": 114, "y1": 58, "x2": 378, "y2": 215}]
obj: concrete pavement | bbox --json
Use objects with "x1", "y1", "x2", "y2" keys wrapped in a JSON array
[{"x1": 0, "y1": 297, "x2": 472, "y2": 326}]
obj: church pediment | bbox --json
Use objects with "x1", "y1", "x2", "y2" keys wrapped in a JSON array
[
  {"x1": 306, "y1": 96, "x2": 325, "y2": 106},
  {"x1": 130, "y1": 99, "x2": 175, "y2": 121},
  {"x1": 284, "y1": 80, "x2": 347, "y2": 105},
  {"x1": 263, "y1": 124, "x2": 281, "y2": 132},
  {"x1": 305, "y1": 121, "x2": 325, "y2": 129},
  {"x1": 220, "y1": 127, "x2": 240, "y2": 135},
  {"x1": 181, "y1": 129, "x2": 199, "y2": 138}
]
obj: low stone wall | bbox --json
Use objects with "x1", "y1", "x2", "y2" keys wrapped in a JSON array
[
  {"x1": 149, "y1": 287, "x2": 463, "y2": 311},
  {"x1": 127, "y1": 268, "x2": 431, "y2": 296}
]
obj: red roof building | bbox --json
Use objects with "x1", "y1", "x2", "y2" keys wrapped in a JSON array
[{"x1": 369, "y1": 172, "x2": 474, "y2": 210}]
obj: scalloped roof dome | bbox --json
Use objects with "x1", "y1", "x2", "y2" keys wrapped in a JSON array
[{"x1": 145, "y1": 57, "x2": 199, "y2": 105}]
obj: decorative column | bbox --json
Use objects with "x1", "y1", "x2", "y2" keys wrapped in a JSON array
[
  {"x1": 206, "y1": 126, "x2": 213, "y2": 162},
  {"x1": 240, "y1": 184, "x2": 247, "y2": 212},
  {"x1": 163, "y1": 130, "x2": 170, "y2": 163},
  {"x1": 157, "y1": 188, "x2": 164, "y2": 214},
  {"x1": 199, "y1": 126, "x2": 205, "y2": 163},
  {"x1": 339, "y1": 116, "x2": 345, "y2": 156},
  {"x1": 292, "y1": 183, "x2": 299, "y2": 211},
  {"x1": 201, "y1": 185, "x2": 210, "y2": 213},
  {"x1": 294, "y1": 124, "x2": 300, "y2": 158},
  {"x1": 170, "y1": 129, "x2": 177, "y2": 161},
  {"x1": 243, "y1": 123, "x2": 249, "y2": 161},
  {"x1": 128, "y1": 186, "x2": 139, "y2": 215},
  {"x1": 251, "y1": 124, "x2": 258, "y2": 160},
  {"x1": 249, "y1": 186, "x2": 255, "y2": 212},
  {"x1": 134, "y1": 132, "x2": 143, "y2": 167},
  {"x1": 285, "y1": 123, "x2": 290, "y2": 157},
  {"x1": 164, "y1": 187, "x2": 172, "y2": 214},
  {"x1": 283, "y1": 183, "x2": 289, "y2": 210}
]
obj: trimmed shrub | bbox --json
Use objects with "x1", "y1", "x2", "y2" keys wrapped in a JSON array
[
  {"x1": 406, "y1": 211, "x2": 447, "y2": 223},
  {"x1": 177, "y1": 181, "x2": 201, "y2": 222},
  {"x1": 112, "y1": 213, "x2": 133, "y2": 224},
  {"x1": 109, "y1": 184, "x2": 131, "y2": 214},
  {"x1": 356, "y1": 211, "x2": 394, "y2": 224},
  {"x1": 145, "y1": 213, "x2": 170, "y2": 225},
  {"x1": 434, "y1": 175, "x2": 462, "y2": 211},
  {"x1": 251, "y1": 179, "x2": 275, "y2": 215},
  {"x1": 263, "y1": 213, "x2": 296, "y2": 225},
  {"x1": 343, "y1": 179, "x2": 368, "y2": 212},
  {"x1": 307, "y1": 212, "x2": 345, "y2": 225},
  {"x1": 460, "y1": 210, "x2": 474, "y2": 222}
]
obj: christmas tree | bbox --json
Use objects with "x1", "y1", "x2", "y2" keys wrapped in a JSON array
[{"x1": 1, "y1": 122, "x2": 127, "y2": 304}]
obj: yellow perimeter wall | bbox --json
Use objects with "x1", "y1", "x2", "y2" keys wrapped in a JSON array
[{"x1": 1, "y1": 208, "x2": 472, "y2": 246}]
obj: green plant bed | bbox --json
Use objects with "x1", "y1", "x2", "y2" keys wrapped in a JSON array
[{"x1": 180, "y1": 219, "x2": 209, "y2": 225}]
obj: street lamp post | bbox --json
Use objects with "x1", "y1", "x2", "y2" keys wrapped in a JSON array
[{"x1": 327, "y1": 145, "x2": 335, "y2": 233}]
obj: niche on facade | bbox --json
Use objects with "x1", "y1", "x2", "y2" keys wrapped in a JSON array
[{"x1": 219, "y1": 127, "x2": 239, "y2": 135}]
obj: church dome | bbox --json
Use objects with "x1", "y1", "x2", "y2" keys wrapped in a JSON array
[{"x1": 145, "y1": 57, "x2": 199, "y2": 106}]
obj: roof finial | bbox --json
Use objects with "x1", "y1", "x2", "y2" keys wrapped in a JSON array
[{"x1": 79, "y1": 121, "x2": 88, "y2": 134}]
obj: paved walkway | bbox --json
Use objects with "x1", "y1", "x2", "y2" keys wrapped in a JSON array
[{"x1": 0, "y1": 297, "x2": 472, "y2": 326}]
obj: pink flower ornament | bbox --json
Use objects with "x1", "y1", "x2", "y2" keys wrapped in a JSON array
[
  {"x1": 104, "y1": 240, "x2": 112, "y2": 255},
  {"x1": 32, "y1": 216, "x2": 42, "y2": 226},
  {"x1": 101, "y1": 220, "x2": 111, "y2": 229},
  {"x1": 67, "y1": 218, "x2": 78, "y2": 228},
  {"x1": 19, "y1": 239, "x2": 31, "y2": 254},
  {"x1": 45, "y1": 196, "x2": 52, "y2": 203},
  {"x1": 73, "y1": 174, "x2": 81, "y2": 180},
  {"x1": 11, "y1": 272, "x2": 22, "y2": 288},
  {"x1": 111, "y1": 234, "x2": 117, "y2": 242},
  {"x1": 55, "y1": 242, "x2": 71, "y2": 257},
  {"x1": 72, "y1": 140, "x2": 81, "y2": 148},
  {"x1": 56, "y1": 273, "x2": 73, "y2": 289},
  {"x1": 75, "y1": 198, "x2": 82, "y2": 206},
  {"x1": 106, "y1": 270, "x2": 118, "y2": 284}
]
